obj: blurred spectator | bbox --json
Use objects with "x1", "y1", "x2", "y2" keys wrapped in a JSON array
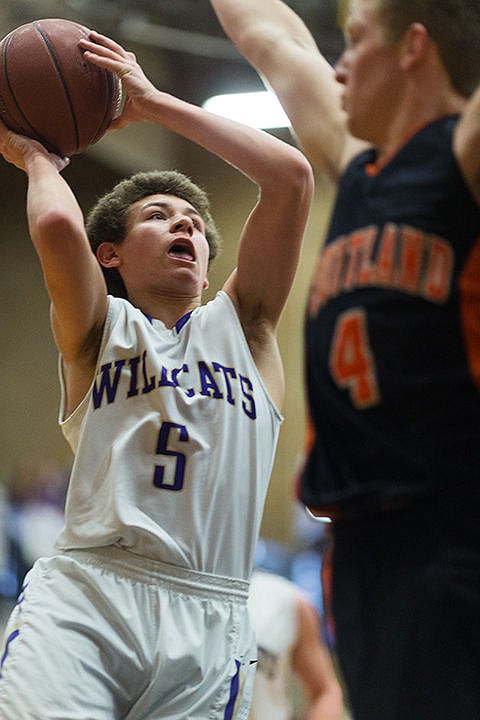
[
  {"x1": 248, "y1": 568, "x2": 344, "y2": 720},
  {"x1": 1, "y1": 484, "x2": 28, "y2": 629},
  {"x1": 6, "y1": 456, "x2": 68, "y2": 567},
  {"x1": 0, "y1": 456, "x2": 68, "y2": 628}
]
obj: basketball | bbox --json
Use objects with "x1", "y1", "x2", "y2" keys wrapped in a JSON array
[{"x1": 0, "y1": 18, "x2": 121, "y2": 156}]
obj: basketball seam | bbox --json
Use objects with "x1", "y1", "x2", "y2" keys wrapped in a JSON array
[
  {"x1": 91, "y1": 73, "x2": 119, "y2": 145},
  {"x1": 2, "y1": 34, "x2": 47, "y2": 142},
  {"x1": 1, "y1": 20, "x2": 116, "y2": 155},
  {"x1": 34, "y1": 21, "x2": 80, "y2": 153}
]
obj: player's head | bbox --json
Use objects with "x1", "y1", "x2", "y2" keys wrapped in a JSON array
[
  {"x1": 86, "y1": 170, "x2": 221, "y2": 298},
  {"x1": 369, "y1": 0, "x2": 480, "y2": 97}
]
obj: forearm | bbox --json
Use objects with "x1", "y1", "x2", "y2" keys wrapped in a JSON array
[
  {"x1": 81, "y1": 31, "x2": 309, "y2": 188},
  {"x1": 0, "y1": 126, "x2": 83, "y2": 253},
  {"x1": 209, "y1": 0, "x2": 318, "y2": 67},
  {"x1": 306, "y1": 687, "x2": 345, "y2": 720},
  {"x1": 26, "y1": 153, "x2": 85, "y2": 251},
  {"x1": 209, "y1": 0, "x2": 360, "y2": 178},
  {"x1": 140, "y1": 87, "x2": 311, "y2": 192},
  {"x1": 294, "y1": 598, "x2": 345, "y2": 720}
]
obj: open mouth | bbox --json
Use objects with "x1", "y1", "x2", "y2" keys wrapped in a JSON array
[{"x1": 168, "y1": 239, "x2": 195, "y2": 262}]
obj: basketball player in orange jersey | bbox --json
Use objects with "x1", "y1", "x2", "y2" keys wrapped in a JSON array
[
  {"x1": 209, "y1": 0, "x2": 480, "y2": 718},
  {"x1": 0, "y1": 31, "x2": 313, "y2": 719}
]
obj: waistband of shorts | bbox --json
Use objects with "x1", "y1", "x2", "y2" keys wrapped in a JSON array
[{"x1": 60, "y1": 545, "x2": 250, "y2": 601}]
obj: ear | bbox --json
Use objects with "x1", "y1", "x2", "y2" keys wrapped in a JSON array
[
  {"x1": 203, "y1": 277, "x2": 210, "y2": 290},
  {"x1": 399, "y1": 22, "x2": 430, "y2": 71},
  {"x1": 96, "y1": 242, "x2": 121, "y2": 269}
]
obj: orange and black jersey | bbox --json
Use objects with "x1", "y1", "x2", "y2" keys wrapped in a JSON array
[{"x1": 301, "y1": 115, "x2": 480, "y2": 514}]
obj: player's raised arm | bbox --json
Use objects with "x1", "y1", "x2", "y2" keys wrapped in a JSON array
[
  {"x1": 0, "y1": 123, "x2": 108, "y2": 409},
  {"x1": 209, "y1": 0, "x2": 366, "y2": 179},
  {"x1": 81, "y1": 32, "x2": 314, "y2": 407}
]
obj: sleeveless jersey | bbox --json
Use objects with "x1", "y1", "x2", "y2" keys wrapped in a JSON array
[
  {"x1": 301, "y1": 116, "x2": 480, "y2": 512},
  {"x1": 57, "y1": 291, "x2": 282, "y2": 580},
  {"x1": 248, "y1": 570, "x2": 299, "y2": 720}
]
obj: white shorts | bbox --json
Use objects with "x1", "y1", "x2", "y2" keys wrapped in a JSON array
[{"x1": 0, "y1": 546, "x2": 257, "y2": 719}]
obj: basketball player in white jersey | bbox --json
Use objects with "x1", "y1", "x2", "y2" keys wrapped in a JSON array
[
  {"x1": 248, "y1": 569, "x2": 344, "y2": 720},
  {"x1": 0, "y1": 31, "x2": 313, "y2": 719}
]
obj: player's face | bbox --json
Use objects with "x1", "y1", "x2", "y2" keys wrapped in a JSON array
[
  {"x1": 117, "y1": 194, "x2": 210, "y2": 298},
  {"x1": 335, "y1": 0, "x2": 404, "y2": 145}
]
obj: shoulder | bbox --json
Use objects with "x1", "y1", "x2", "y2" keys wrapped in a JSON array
[
  {"x1": 454, "y1": 97, "x2": 480, "y2": 204},
  {"x1": 188, "y1": 292, "x2": 247, "y2": 342}
]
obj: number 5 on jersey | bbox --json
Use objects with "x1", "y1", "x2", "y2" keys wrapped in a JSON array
[
  {"x1": 329, "y1": 309, "x2": 380, "y2": 409},
  {"x1": 154, "y1": 421, "x2": 189, "y2": 491}
]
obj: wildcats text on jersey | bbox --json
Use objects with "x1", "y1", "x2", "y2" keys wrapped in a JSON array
[
  {"x1": 309, "y1": 222, "x2": 454, "y2": 316},
  {"x1": 92, "y1": 348, "x2": 257, "y2": 419}
]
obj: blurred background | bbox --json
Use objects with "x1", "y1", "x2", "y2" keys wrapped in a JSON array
[{"x1": 0, "y1": 0, "x2": 346, "y2": 610}]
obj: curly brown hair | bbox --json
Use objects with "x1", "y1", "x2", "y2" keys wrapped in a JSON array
[{"x1": 86, "y1": 170, "x2": 221, "y2": 298}]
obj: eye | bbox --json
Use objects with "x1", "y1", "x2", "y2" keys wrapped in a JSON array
[
  {"x1": 345, "y1": 22, "x2": 362, "y2": 48},
  {"x1": 345, "y1": 31, "x2": 357, "y2": 48},
  {"x1": 149, "y1": 210, "x2": 167, "y2": 221}
]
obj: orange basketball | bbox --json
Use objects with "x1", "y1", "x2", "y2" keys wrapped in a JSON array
[{"x1": 0, "y1": 18, "x2": 121, "y2": 156}]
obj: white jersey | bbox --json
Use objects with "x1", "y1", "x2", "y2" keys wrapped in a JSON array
[
  {"x1": 57, "y1": 291, "x2": 282, "y2": 580},
  {"x1": 248, "y1": 570, "x2": 301, "y2": 720}
]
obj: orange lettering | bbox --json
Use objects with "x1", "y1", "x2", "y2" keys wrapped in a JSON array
[
  {"x1": 374, "y1": 224, "x2": 396, "y2": 286},
  {"x1": 329, "y1": 309, "x2": 380, "y2": 409},
  {"x1": 423, "y1": 236, "x2": 453, "y2": 302},
  {"x1": 398, "y1": 227, "x2": 423, "y2": 293}
]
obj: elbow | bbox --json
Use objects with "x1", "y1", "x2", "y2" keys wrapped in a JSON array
[
  {"x1": 288, "y1": 150, "x2": 315, "y2": 206},
  {"x1": 232, "y1": 22, "x2": 289, "y2": 71},
  {"x1": 31, "y1": 208, "x2": 78, "y2": 249},
  {"x1": 262, "y1": 148, "x2": 314, "y2": 214},
  {"x1": 34, "y1": 206, "x2": 70, "y2": 232}
]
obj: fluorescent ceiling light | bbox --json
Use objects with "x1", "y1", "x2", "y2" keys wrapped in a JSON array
[{"x1": 203, "y1": 90, "x2": 290, "y2": 129}]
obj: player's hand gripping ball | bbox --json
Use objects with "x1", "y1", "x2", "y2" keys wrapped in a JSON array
[{"x1": 0, "y1": 18, "x2": 121, "y2": 156}]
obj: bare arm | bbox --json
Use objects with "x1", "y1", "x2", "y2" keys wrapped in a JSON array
[
  {"x1": 0, "y1": 127, "x2": 108, "y2": 412},
  {"x1": 292, "y1": 597, "x2": 345, "y2": 720},
  {"x1": 209, "y1": 0, "x2": 365, "y2": 179},
  {"x1": 454, "y1": 84, "x2": 480, "y2": 205},
  {"x1": 82, "y1": 33, "x2": 314, "y2": 408}
]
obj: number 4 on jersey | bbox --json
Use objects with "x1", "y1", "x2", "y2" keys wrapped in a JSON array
[{"x1": 329, "y1": 309, "x2": 380, "y2": 409}]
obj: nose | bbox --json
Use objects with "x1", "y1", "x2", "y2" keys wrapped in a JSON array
[
  {"x1": 334, "y1": 51, "x2": 348, "y2": 85},
  {"x1": 171, "y1": 215, "x2": 194, "y2": 235}
]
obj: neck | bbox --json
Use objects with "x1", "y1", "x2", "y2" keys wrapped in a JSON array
[
  {"x1": 373, "y1": 47, "x2": 468, "y2": 159},
  {"x1": 375, "y1": 88, "x2": 466, "y2": 162},
  {"x1": 128, "y1": 290, "x2": 202, "y2": 328}
]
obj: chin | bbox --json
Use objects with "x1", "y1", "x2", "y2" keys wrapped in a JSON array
[{"x1": 347, "y1": 117, "x2": 370, "y2": 143}]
